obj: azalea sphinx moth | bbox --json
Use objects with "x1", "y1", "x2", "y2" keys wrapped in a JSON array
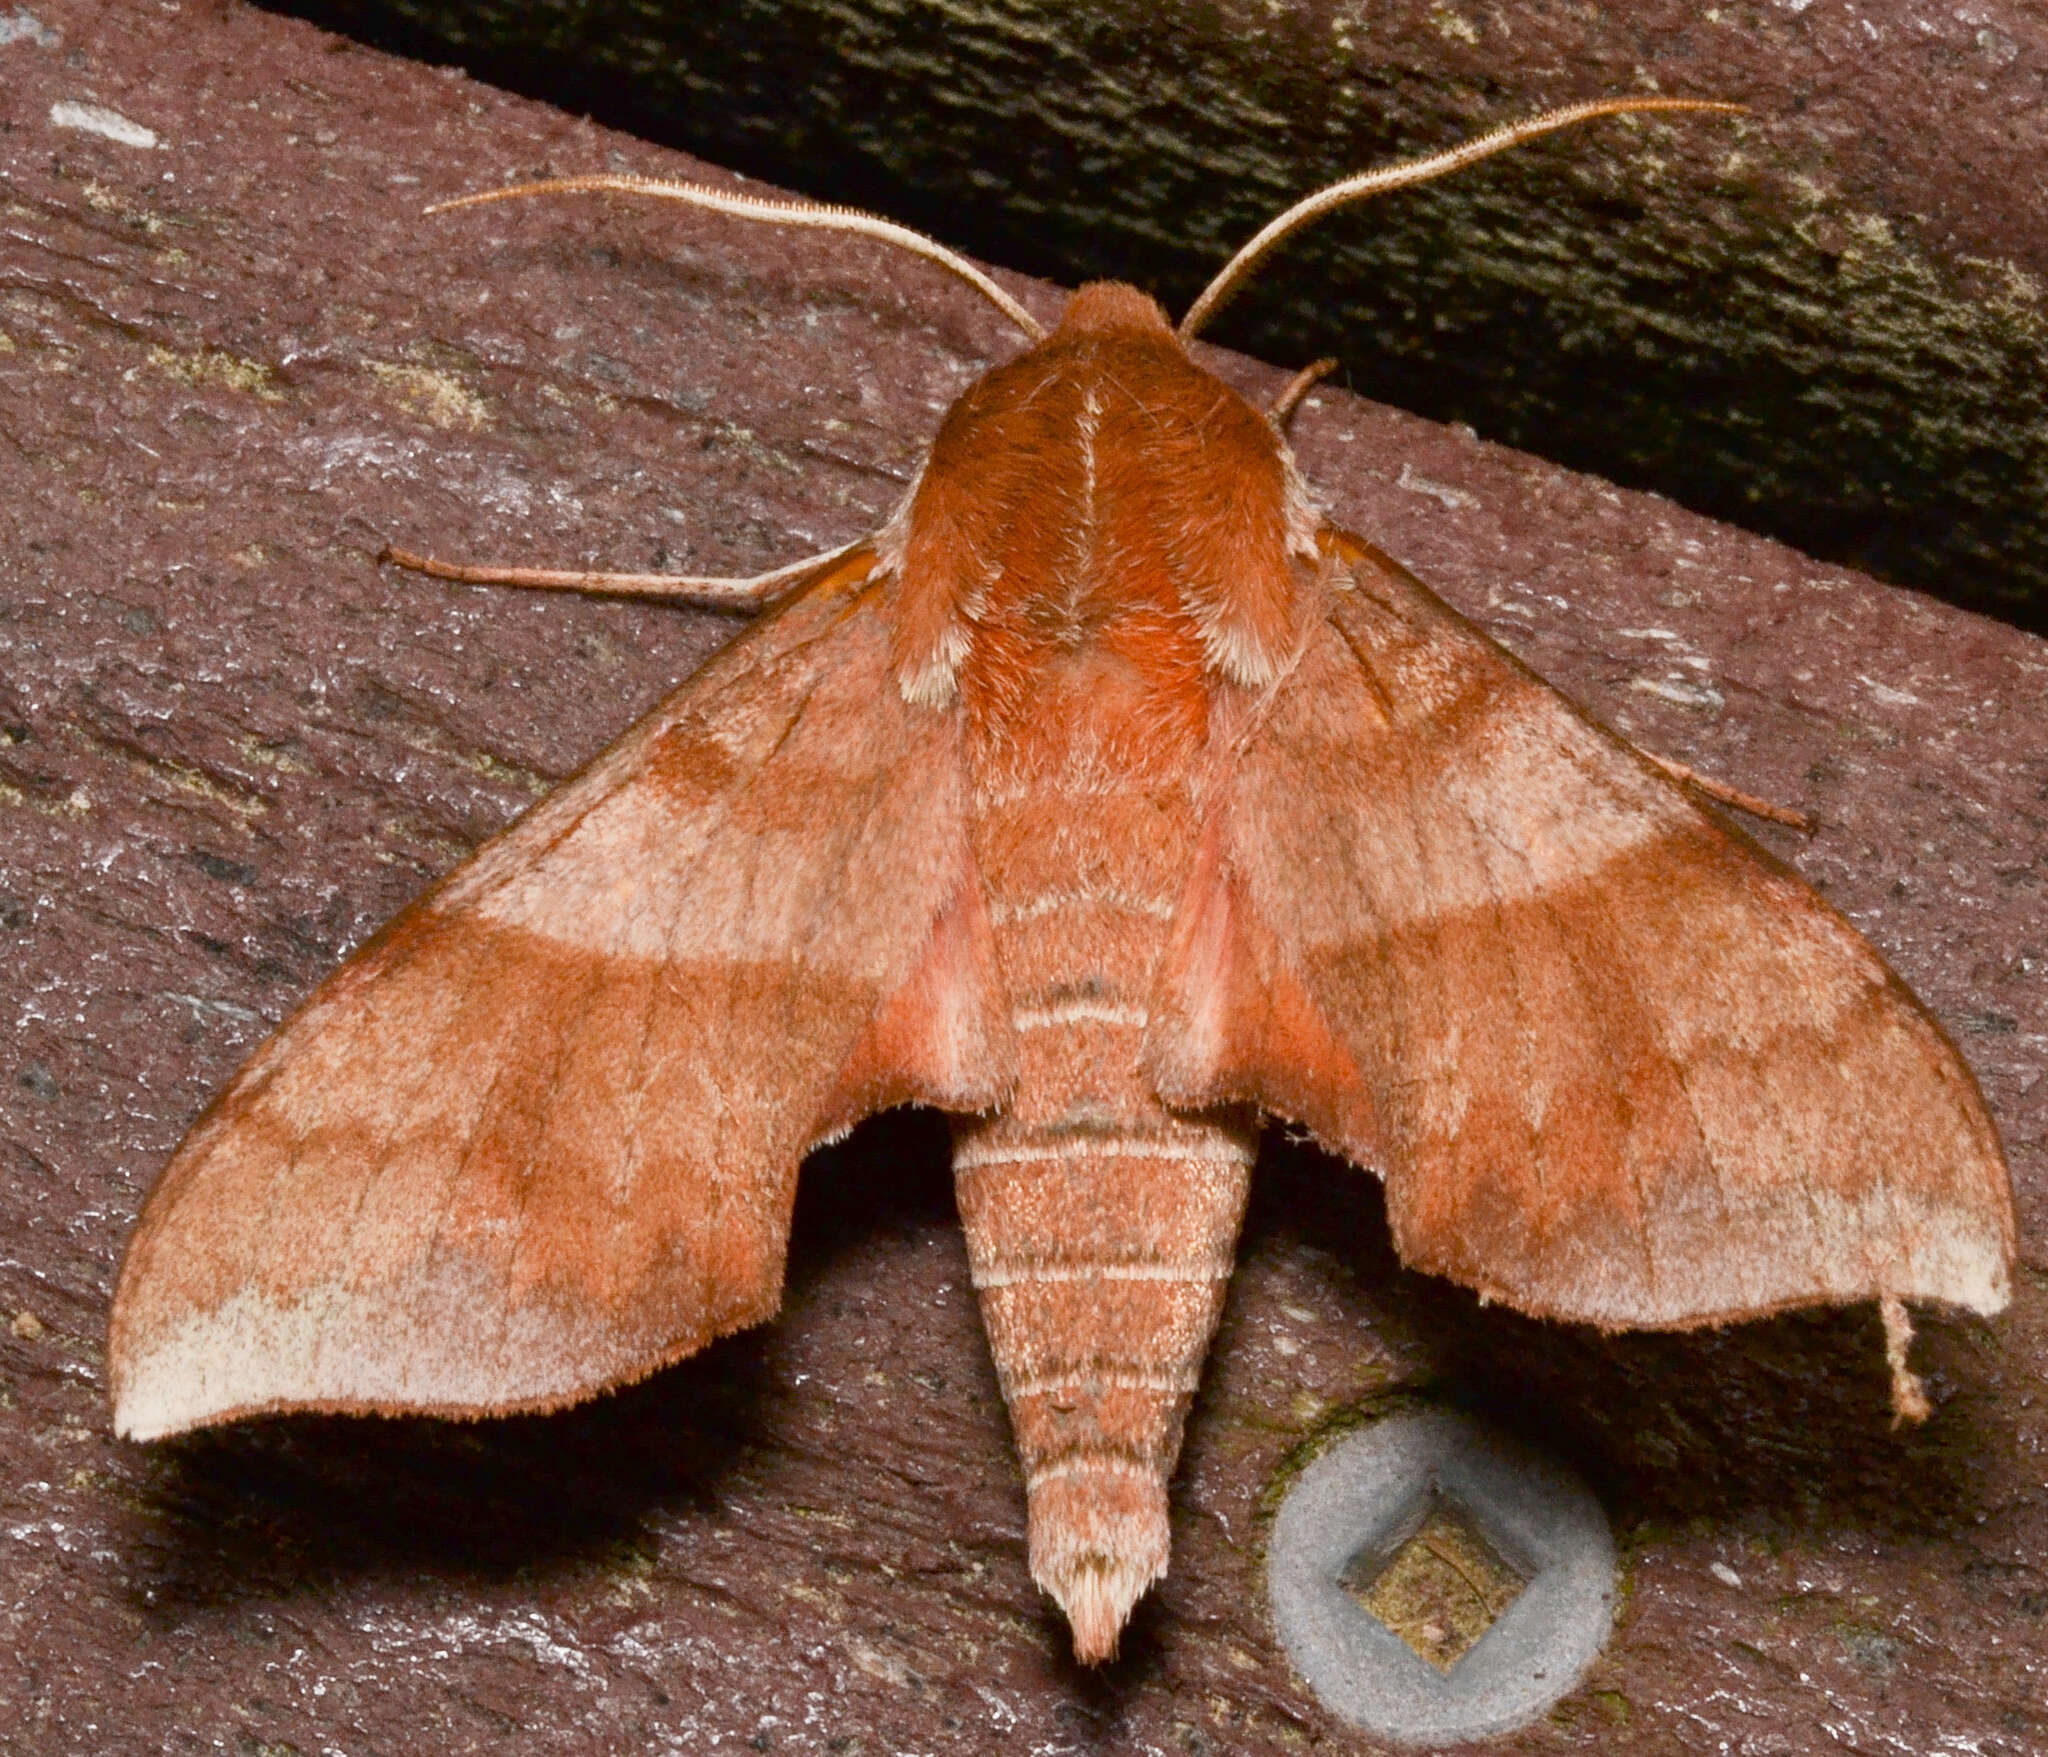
[{"x1": 108, "y1": 97, "x2": 2016, "y2": 1665}]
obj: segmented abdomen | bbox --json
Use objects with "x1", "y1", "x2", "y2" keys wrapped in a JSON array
[{"x1": 955, "y1": 769, "x2": 1254, "y2": 1661}]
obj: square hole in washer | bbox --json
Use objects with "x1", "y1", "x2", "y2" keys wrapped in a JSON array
[{"x1": 1342, "y1": 1491, "x2": 1531, "y2": 1672}]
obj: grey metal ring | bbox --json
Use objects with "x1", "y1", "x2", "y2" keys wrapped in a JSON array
[{"x1": 1267, "y1": 1407, "x2": 1617, "y2": 1744}]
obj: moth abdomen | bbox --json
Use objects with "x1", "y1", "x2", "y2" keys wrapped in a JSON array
[
  {"x1": 933, "y1": 291, "x2": 1280, "y2": 1661},
  {"x1": 954, "y1": 1068, "x2": 1255, "y2": 1661}
]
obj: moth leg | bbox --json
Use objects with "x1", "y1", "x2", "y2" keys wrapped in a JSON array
[
  {"x1": 1880, "y1": 1295, "x2": 1933, "y2": 1426},
  {"x1": 379, "y1": 540, "x2": 866, "y2": 610},
  {"x1": 1637, "y1": 749, "x2": 1813, "y2": 832},
  {"x1": 1268, "y1": 356, "x2": 1338, "y2": 427}
]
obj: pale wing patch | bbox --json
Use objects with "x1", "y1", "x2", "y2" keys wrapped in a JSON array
[
  {"x1": 116, "y1": 1257, "x2": 747, "y2": 1441},
  {"x1": 1251, "y1": 660, "x2": 1683, "y2": 941},
  {"x1": 467, "y1": 650, "x2": 967, "y2": 970}
]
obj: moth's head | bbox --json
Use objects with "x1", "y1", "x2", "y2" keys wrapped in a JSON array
[{"x1": 1054, "y1": 282, "x2": 1176, "y2": 342}]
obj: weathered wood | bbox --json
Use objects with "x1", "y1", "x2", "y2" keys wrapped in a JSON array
[{"x1": 1, "y1": 3, "x2": 2042, "y2": 1751}]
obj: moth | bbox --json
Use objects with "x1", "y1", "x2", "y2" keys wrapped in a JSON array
[{"x1": 109, "y1": 97, "x2": 2017, "y2": 1665}]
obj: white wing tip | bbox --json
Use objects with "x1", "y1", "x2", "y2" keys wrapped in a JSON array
[{"x1": 108, "y1": 1280, "x2": 616, "y2": 1440}]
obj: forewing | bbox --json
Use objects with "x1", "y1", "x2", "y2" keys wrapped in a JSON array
[
  {"x1": 1148, "y1": 533, "x2": 2014, "y2": 1328},
  {"x1": 112, "y1": 563, "x2": 1007, "y2": 1438}
]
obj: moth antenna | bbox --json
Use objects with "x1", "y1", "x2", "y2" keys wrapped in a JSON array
[
  {"x1": 379, "y1": 540, "x2": 868, "y2": 610},
  {"x1": 1639, "y1": 751, "x2": 1814, "y2": 832},
  {"x1": 1880, "y1": 1296, "x2": 1933, "y2": 1427},
  {"x1": 1179, "y1": 96, "x2": 1747, "y2": 341},
  {"x1": 1269, "y1": 356, "x2": 1339, "y2": 427},
  {"x1": 428, "y1": 174, "x2": 1046, "y2": 342}
]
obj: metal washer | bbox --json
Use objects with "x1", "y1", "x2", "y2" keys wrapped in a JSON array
[{"x1": 1268, "y1": 1408, "x2": 1617, "y2": 1744}]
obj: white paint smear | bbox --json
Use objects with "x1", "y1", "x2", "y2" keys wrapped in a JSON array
[
  {"x1": 1858, "y1": 673, "x2": 1923, "y2": 709},
  {"x1": 1395, "y1": 462, "x2": 1480, "y2": 510},
  {"x1": 1630, "y1": 675, "x2": 1726, "y2": 711},
  {"x1": 0, "y1": 9, "x2": 60, "y2": 46},
  {"x1": 50, "y1": 100, "x2": 160, "y2": 149}
]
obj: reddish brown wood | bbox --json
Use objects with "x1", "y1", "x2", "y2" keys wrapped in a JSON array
[{"x1": 3, "y1": 2, "x2": 2044, "y2": 1751}]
